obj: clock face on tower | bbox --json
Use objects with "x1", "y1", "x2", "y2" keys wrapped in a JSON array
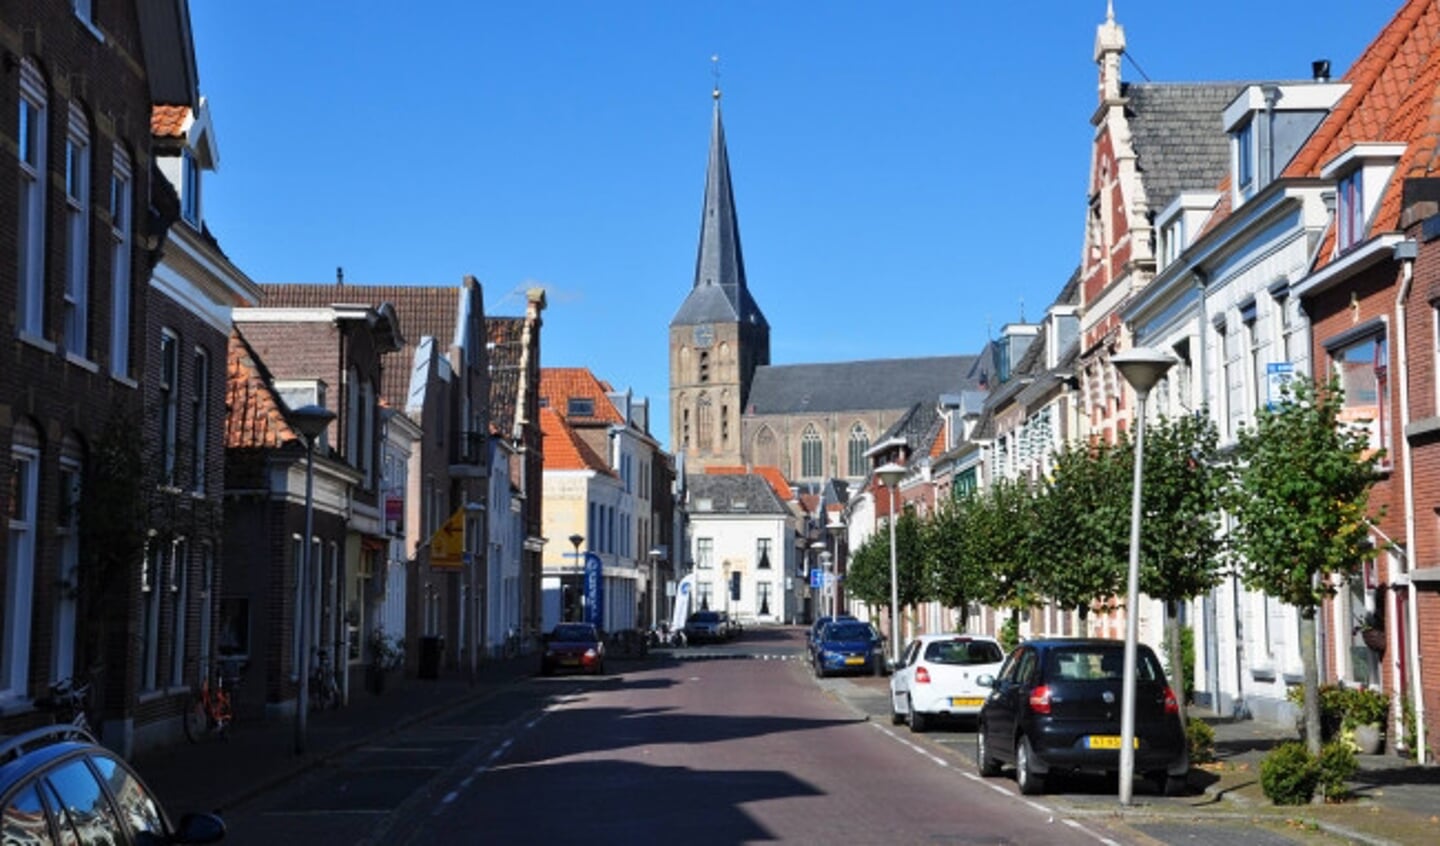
[{"x1": 693, "y1": 324, "x2": 714, "y2": 348}]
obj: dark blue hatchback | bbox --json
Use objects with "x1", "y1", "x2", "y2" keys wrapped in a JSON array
[
  {"x1": 812, "y1": 620, "x2": 887, "y2": 678},
  {"x1": 1, "y1": 725, "x2": 226, "y2": 844}
]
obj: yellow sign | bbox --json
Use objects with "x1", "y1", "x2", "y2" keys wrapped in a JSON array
[{"x1": 430, "y1": 507, "x2": 465, "y2": 569}]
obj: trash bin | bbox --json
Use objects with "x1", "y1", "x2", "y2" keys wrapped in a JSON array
[{"x1": 418, "y1": 636, "x2": 444, "y2": 679}]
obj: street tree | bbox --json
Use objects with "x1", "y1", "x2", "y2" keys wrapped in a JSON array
[
  {"x1": 1133, "y1": 412, "x2": 1228, "y2": 716},
  {"x1": 1030, "y1": 440, "x2": 1129, "y2": 621},
  {"x1": 966, "y1": 478, "x2": 1041, "y2": 639},
  {"x1": 922, "y1": 498, "x2": 982, "y2": 631},
  {"x1": 1226, "y1": 377, "x2": 1381, "y2": 755}
]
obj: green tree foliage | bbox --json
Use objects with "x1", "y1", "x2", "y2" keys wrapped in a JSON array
[
  {"x1": 921, "y1": 499, "x2": 981, "y2": 631},
  {"x1": 845, "y1": 504, "x2": 925, "y2": 626},
  {"x1": 1227, "y1": 377, "x2": 1381, "y2": 754},
  {"x1": 963, "y1": 478, "x2": 1039, "y2": 613},
  {"x1": 1030, "y1": 440, "x2": 1129, "y2": 618},
  {"x1": 845, "y1": 531, "x2": 891, "y2": 610}
]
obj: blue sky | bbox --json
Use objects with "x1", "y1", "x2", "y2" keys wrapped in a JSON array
[{"x1": 189, "y1": 1, "x2": 1397, "y2": 452}]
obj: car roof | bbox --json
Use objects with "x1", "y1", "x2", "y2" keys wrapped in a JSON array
[
  {"x1": 0, "y1": 735, "x2": 97, "y2": 795},
  {"x1": 913, "y1": 633, "x2": 999, "y2": 643}
]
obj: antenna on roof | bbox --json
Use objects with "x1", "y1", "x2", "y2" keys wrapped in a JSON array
[
  {"x1": 1019, "y1": 297, "x2": 1026, "y2": 323},
  {"x1": 336, "y1": 266, "x2": 344, "y2": 286}
]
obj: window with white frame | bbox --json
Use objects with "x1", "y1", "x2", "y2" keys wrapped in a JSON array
[
  {"x1": 109, "y1": 148, "x2": 133, "y2": 376},
  {"x1": 191, "y1": 347, "x2": 209, "y2": 492},
  {"x1": 1330, "y1": 329, "x2": 1389, "y2": 463},
  {"x1": 1172, "y1": 339, "x2": 1193, "y2": 413},
  {"x1": 63, "y1": 106, "x2": 91, "y2": 356},
  {"x1": 1160, "y1": 219, "x2": 1183, "y2": 268},
  {"x1": 141, "y1": 541, "x2": 163, "y2": 691},
  {"x1": 181, "y1": 147, "x2": 200, "y2": 226},
  {"x1": 17, "y1": 61, "x2": 48, "y2": 339},
  {"x1": 801, "y1": 425, "x2": 822, "y2": 478},
  {"x1": 3, "y1": 424, "x2": 41, "y2": 700},
  {"x1": 1220, "y1": 319, "x2": 1239, "y2": 440},
  {"x1": 697, "y1": 581, "x2": 714, "y2": 611},
  {"x1": 696, "y1": 537, "x2": 714, "y2": 569},
  {"x1": 1434, "y1": 304, "x2": 1440, "y2": 416},
  {"x1": 1273, "y1": 287, "x2": 1297, "y2": 364},
  {"x1": 756, "y1": 537, "x2": 773, "y2": 569},
  {"x1": 1337, "y1": 169, "x2": 1365, "y2": 252},
  {"x1": 1242, "y1": 300, "x2": 1264, "y2": 416},
  {"x1": 160, "y1": 331, "x2": 180, "y2": 485}
]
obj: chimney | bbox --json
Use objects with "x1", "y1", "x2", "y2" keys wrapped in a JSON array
[{"x1": 1312, "y1": 59, "x2": 1331, "y2": 82}]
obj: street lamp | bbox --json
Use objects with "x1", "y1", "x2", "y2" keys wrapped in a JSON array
[
  {"x1": 648, "y1": 548, "x2": 663, "y2": 629},
  {"x1": 875, "y1": 462, "x2": 906, "y2": 667},
  {"x1": 289, "y1": 403, "x2": 335, "y2": 757},
  {"x1": 568, "y1": 534, "x2": 584, "y2": 622},
  {"x1": 827, "y1": 513, "x2": 845, "y2": 618},
  {"x1": 1111, "y1": 347, "x2": 1176, "y2": 806}
]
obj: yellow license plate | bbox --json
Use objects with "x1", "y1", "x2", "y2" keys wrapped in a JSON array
[
  {"x1": 950, "y1": 697, "x2": 985, "y2": 707},
  {"x1": 1086, "y1": 735, "x2": 1137, "y2": 749},
  {"x1": 845, "y1": 657, "x2": 865, "y2": 665}
]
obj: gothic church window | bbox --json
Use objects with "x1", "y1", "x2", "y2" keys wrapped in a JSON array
[
  {"x1": 847, "y1": 423, "x2": 869, "y2": 477},
  {"x1": 754, "y1": 427, "x2": 778, "y2": 469},
  {"x1": 697, "y1": 394, "x2": 713, "y2": 451},
  {"x1": 801, "y1": 425, "x2": 822, "y2": 479}
]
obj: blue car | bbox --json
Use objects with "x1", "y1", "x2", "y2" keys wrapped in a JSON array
[{"x1": 812, "y1": 620, "x2": 887, "y2": 677}]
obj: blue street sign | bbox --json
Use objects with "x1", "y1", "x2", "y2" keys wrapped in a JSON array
[
  {"x1": 1266, "y1": 362, "x2": 1295, "y2": 410},
  {"x1": 583, "y1": 552, "x2": 604, "y2": 629},
  {"x1": 809, "y1": 568, "x2": 822, "y2": 589}
]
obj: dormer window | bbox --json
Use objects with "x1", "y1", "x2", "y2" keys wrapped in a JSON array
[
  {"x1": 567, "y1": 397, "x2": 594, "y2": 417},
  {"x1": 181, "y1": 148, "x2": 200, "y2": 226},
  {"x1": 1235, "y1": 119, "x2": 1256, "y2": 199},
  {"x1": 1337, "y1": 169, "x2": 1363, "y2": 251},
  {"x1": 1160, "y1": 218, "x2": 1183, "y2": 268},
  {"x1": 1320, "y1": 143, "x2": 1404, "y2": 256}
]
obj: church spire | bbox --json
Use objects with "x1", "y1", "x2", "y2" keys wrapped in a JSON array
[{"x1": 693, "y1": 82, "x2": 747, "y2": 307}]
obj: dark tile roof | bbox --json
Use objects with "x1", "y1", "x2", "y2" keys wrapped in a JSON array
[
  {"x1": 488, "y1": 317, "x2": 524, "y2": 437},
  {"x1": 1125, "y1": 82, "x2": 1249, "y2": 214},
  {"x1": 259, "y1": 283, "x2": 462, "y2": 411},
  {"x1": 746, "y1": 355, "x2": 981, "y2": 415},
  {"x1": 686, "y1": 473, "x2": 790, "y2": 516}
]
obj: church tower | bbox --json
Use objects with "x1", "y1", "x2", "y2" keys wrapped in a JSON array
[{"x1": 669, "y1": 82, "x2": 770, "y2": 472}]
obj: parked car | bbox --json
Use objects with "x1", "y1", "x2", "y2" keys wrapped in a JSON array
[
  {"x1": 682, "y1": 611, "x2": 727, "y2": 644},
  {"x1": 890, "y1": 633, "x2": 1005, "y2": 732},
  {"x1": 541, "y1": 622, "x2": 606, "y2": 675},
  {"x1": 975, "y1": 638, "x2": 1188, "y2": 796},
  {"x1": 808, "y1": 614, "x2": 857, "y2": 661},
  {"x1": 812, "y1": 619, "x2": 886, "y2": 677},
  {"x1": 0, "y1": 725, "x2": 226, "y2": 844}
]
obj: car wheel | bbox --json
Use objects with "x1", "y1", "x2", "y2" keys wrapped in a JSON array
[
  {"x1": 1015, "y1": 736, "x2": 1045, "y2": 795},
  {"x1": 1163, "y1": 773, "x2": 1188, "y2": 797},
  {"x1": 976, "y1": 725, "x2": 1002, "y2": 777},
  {"x1": 907, "y1": 696, "x2": 928, "y2": 733}
]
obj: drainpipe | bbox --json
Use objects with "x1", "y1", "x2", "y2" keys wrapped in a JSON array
[
  {"x1": 1393, "y1": 239, "x2": 1426, "y2": 763},
  {"x1": 1194, "y1": 267, "x2": 1225, "y2": 717}
]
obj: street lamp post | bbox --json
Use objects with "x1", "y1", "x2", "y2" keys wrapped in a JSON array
[
  {"x1": 648, "y1": 548, "x2": 663, "y2": 629},
  {"x1": 827, "y1": 514, "x2": 845, "y2": 618},
  {"x1": 875, "y1": 463, "x2": 906, "y2": 667},
  {"x1": 289, "y1": 403, "x2": 336, "y2": 757},
  {"x1": 808, "y1": 540, "x2": 826, "y2": 623},
  {"x1": 568, "y1": 534, "x2": 584, "y2": 623},
  {"x1": 1111, "y1": 347, "x2": 1176, "y2": 806}
]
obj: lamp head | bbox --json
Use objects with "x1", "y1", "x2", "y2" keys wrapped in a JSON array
[
  {"x1": 288, "y1": 404, "x2": 336, "y2": 442},
  {"x1": 875, "y1": 462, "x2": 906, "y2": 488},
  {"x1": 1111, "y1": 347, "x2": 1176, "y2": 397},
  {"x1": 568, "y1": 533, "x2": 584, "y2": 550}
]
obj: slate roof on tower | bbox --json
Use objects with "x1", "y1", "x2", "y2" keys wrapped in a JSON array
[
  {"x1": 745, "y1": 355, "x2": 983, "y2": 415},
  {"x1": 671, "y1": 95, "x2": 768, "y2": 331}
]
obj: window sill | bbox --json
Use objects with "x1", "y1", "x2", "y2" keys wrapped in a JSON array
[
  {"x1": 19, "y1": 331, "x2": 56, "y2": 355},
  {"x1": 64, "y1": 351, "x2": 99, "y2": 373},
  {"x1": 110, "y1": 372, "x2": 138, "y2": 389},
  {"x1": 1250, "y1": 666, "x2": 1277, "y2": 683},
  {"x1": 74, "y1": 13, "x2": 105, "y2": 43}
]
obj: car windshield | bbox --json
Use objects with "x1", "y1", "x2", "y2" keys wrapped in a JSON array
[
  {"x1": 1046, "y1": 646, "x2": 1164, "y2": 682},
  {"x1": 925, "y1": 639, "x2": 1003, "y2": 665},
  {"x1": 689, "y1": 612, "x2": 719, "y2": 623},
  {"x1": 552, "y1": 625, "x2": 596, "y2": 642},
  {"x1": 825, "y1": 622, "x2": 874, "y2": 641}
]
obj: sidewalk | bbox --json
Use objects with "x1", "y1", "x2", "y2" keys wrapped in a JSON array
[
  {"x1": 133, "y1": 656, "x2": 535, "y2": 817},
  {"x1": 838, "y1": 673, "x2": 1440, "y2": 845}
]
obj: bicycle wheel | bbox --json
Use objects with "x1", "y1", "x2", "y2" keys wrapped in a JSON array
[
  {"x1": 215, "y1": 690, "x2": 233, "y2": 740},
  {"x1": 182, "y1": 693, "x2": 208, "y2": 743}
]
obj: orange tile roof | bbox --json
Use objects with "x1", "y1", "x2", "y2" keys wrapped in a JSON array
[
  {"x1": 225, "y1": 329, "x2": 298, "y2": 449},
  {"x1": 540, "y1": 406, "x2": 613, "y2": 474},
  {"x1": 1279, "y1": 0, "x2": 1440, "y2": 265},
  {"x1": 540, "y1": 367, "x2": 624, "y2": 424},
  {"x1": 703, "y1": 464, "x2": 795, "y2": 502},
  {"x1": 151, "y1": 104, "x2": 189, "y2": 138}
]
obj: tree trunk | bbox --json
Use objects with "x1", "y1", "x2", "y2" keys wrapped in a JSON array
[
  {"x1": 1168, "y1": 601, "x2": 1188, "y2": 732},
  {"x1": 1300, "y1": 608, "x2": 1322, "y2": 757}
]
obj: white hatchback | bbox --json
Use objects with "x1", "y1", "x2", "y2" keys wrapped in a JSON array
[{"x1": 889, "y1": 633, "x2": 1006, "y2": 732}]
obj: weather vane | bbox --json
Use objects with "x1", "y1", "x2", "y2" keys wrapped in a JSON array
[{"x1": 711, "y1": 54, "x2": 721, "y2": 99}]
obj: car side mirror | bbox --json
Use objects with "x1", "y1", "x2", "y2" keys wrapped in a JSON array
[
  {"x1": 174, "y1": 812, "x2": 226, "y2": 844},
  {"x1": 976, "y1": 673, "x2": 995, "y2": 688}
]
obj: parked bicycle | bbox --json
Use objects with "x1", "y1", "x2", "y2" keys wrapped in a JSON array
[
  {"x1": 183, "y1": 663, "x2": 240, "y2": 743},
  {"x1": 35, "y1": 677, "x2": 95, "y2": 738},
  {"x1": 310, "y1": 648, "x2": 341, "y2": 711}
]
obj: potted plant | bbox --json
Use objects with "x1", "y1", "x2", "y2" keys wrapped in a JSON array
[
  {"x1": 1355, "y1": 608, "x2": 1386, "y2": 654},
  {"x1": 1343, "y1": 686, "x2": 1389, "y2": 755}
]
